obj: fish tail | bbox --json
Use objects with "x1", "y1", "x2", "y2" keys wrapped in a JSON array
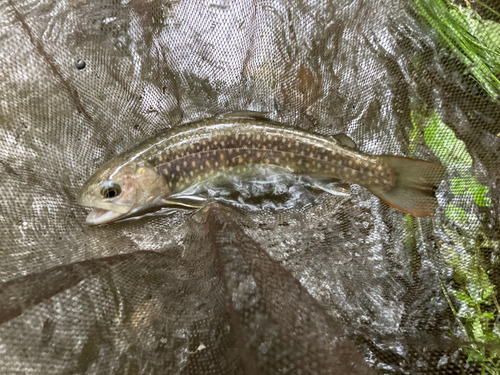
[{"x1": 367, "y1": 156, "x2": 446, "y2": 217}]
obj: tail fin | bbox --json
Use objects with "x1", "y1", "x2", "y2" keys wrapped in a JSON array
[{"x1": 367, "y1": 156, "x2": 446, "y2": 218}]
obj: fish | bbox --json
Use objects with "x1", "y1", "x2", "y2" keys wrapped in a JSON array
[{"x1": 77, "y1": 111, "x2": 446, "y2": 224}]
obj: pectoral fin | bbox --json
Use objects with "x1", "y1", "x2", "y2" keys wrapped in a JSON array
[
  {"x1": 331, "y1": 133, "x2": 357, "y2": 149},
  {"x1": 161, "y1": 195, "x2": 206, "y2": 209}
]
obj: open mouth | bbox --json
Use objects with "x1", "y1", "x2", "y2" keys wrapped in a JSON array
[
  {"x1": 77, "y1": 198, "x2": 132, "y2": 225},
  {"x1": 85, "y1": 208, "x2": 126, "y2": 225}
]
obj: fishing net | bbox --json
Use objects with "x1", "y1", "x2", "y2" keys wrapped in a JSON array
[{"x1": 1, "y1": 0, "x2": 500, "y2": 373}]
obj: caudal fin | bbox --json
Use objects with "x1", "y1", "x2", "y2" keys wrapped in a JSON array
[{"x1": 368, "y1": 156, "x2": 446, "y2": 218}]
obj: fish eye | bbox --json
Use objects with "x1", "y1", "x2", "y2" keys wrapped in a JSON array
[{"x1": 101, "y1": 181, "x2": 122, "y2": 199}]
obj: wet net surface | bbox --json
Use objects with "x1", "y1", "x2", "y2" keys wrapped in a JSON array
[{"x1": 1, "y1": 0, "x2": 500, "y2": 373}]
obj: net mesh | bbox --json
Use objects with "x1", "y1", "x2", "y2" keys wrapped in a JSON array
[{"x1": 1, "y1": 0, "x2": 499, "y2": 373}]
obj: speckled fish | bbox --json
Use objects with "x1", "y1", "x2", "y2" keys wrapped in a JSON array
[{"x1": 77, "y1": 111, "x2": 446, "y2": 224}]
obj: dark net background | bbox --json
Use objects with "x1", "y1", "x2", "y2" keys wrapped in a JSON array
[{"x1": 1, "y1": 0, "x2": 500, "y2": 373}]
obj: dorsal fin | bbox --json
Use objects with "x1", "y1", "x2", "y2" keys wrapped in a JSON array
[
  {"x1": 217, "y1": 111, "x2": 270, "y2": 121},
  {"x1": 331, "y1": 133, "x2": 357, "y2": 149}
]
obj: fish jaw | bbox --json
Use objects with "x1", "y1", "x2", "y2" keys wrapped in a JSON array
[
  {"x1": 84, "y1": 203, "x2": 133, "y2": 225},
  {"x1": 85, "y1": 207, "x2": 127, "y2": 225},
  {"x1": 77, "y1": 198, "x2": 134, "y2": 225}
]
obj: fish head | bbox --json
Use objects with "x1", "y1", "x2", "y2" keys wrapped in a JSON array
[{"x1": 77, "y1": 160, "x2": 168, "y2": 225}]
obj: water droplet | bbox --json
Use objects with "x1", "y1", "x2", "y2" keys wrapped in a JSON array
[{"x1": 75, "y1": 59, "x2": 86, "y2": 70}]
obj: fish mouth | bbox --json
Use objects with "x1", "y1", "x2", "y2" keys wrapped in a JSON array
[
  {"x1": 85, "y1": 208, "x2": 127, "y2": 225},
  {"x1": 78, "y1": 201, "x2": 132, "y2": 225}
]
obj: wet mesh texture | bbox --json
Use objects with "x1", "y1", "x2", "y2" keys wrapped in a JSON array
[{"x1": 1, "y1": 0, "x2": 499, "y2": 373}]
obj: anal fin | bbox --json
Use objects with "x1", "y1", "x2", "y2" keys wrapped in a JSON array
[{"x1": 300, "y1": 175, "x2": 351, "y2": 196}]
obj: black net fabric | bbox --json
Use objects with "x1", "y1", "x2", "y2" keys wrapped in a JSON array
[{"x1": 1, "y1": 0, "x2": 500, "y2": 373}]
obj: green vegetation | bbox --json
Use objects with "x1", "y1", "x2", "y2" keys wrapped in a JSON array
[
  {"x1": 413, "y1": 0, "x2": 500, "y2": 100},
  {"x1": 404, "y1": 0, "x2": 500, "y2": 370},
  {"x1": 410, "y1": 107, "x2": 499, "y2": 373},
  {"x1": 443, "y1": 231, "x2": 500, "y2": 374},
  {"x1": 410, "y1": 109, "x2": 491, "y2": 217}
]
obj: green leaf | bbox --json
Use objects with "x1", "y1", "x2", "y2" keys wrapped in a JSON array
[
  {"x1": 473, "y1": 318, "x2": 487, "y2": 343},
  {"x1": 454, "y1": 290, "x2": 476, "y2": 306},
  {"x1": 450, "y1": 176, "x2": 491, "y2": 207},
  {"x1": 423, "y1": 113, "x2": 473, "y2": 167},
  {"x1": 446, "y1": 203, "x2": 469, "y2": 223},
  {"x1": 482, "y1": 284, "x2": 496, "y2": 301},
  {"x1": 474, "y1": 185, "x2": 492, "y2": 207},
  {"x1": 450, "y1": 177, "x2": 467, "y2": 195},
  {"x1": 481, "y1": 311, "x2": 495, "y2": 320}
]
